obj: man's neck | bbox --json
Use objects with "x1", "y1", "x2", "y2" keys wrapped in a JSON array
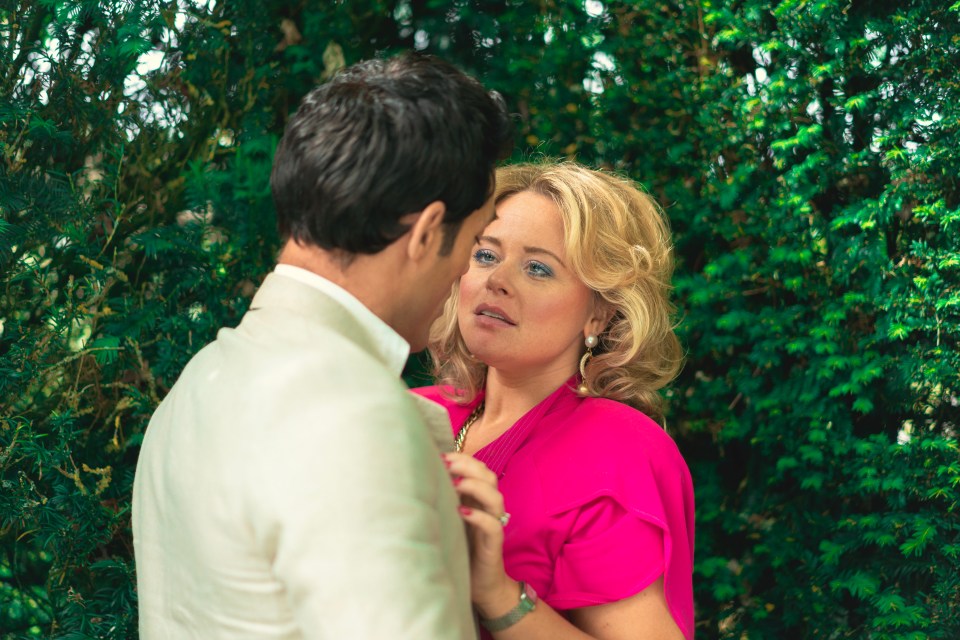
[{"x1": 276, "y1": 239, "x2": 402, "y2": 328}]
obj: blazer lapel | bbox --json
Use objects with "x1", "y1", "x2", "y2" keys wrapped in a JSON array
[{"x1": 409, "y1": 394, "x2": 457, "y2": 454}]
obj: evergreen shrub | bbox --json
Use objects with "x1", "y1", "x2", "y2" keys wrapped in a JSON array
[{"x1": 1, "y1": 1, "x2": 957, "y2": 637}]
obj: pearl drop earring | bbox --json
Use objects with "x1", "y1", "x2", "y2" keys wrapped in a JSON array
[{"x1": 578, "y1": 334, "x2": 598, "y2": 395}]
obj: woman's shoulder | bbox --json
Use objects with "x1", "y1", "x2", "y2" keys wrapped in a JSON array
[
  {"x1": 533, "y1": 395, "x2": 692, "y2": 515},
  {"x1": 410, "y1": 384, "x2": 445, "y2": 403},
  {"x1": 409, "y1": 385, "x2": 477, "y2": 423},
  {"x1": 548, "y1": 396, "x2": 683, "y2": 462},
  {"x1": 409, "y1": 384, "x2": 468, "y2": 403}
]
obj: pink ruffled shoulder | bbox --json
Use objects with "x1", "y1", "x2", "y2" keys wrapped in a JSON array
[
  {"x1": 534, "y1": 397, "x2": 695, "y2": 639},
  {"x1": 412, "y1": 386, "x2": 695, "y2": 639}
]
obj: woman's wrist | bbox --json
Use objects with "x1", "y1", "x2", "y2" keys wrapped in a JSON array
[{"x1": 475, "y1": 576, "x2": 521, "y2": 620}]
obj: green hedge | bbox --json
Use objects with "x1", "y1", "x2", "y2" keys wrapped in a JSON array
[{"x1": 2, "y1": 1, "x2": 958, "y2": 637}]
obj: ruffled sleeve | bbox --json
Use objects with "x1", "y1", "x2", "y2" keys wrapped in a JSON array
[
  {"x1": 549, "y1": 496, "x2": 665, "y2": 607},
  {"x1": 535, "y1": 398, "x2": 695, "y2": 640}
]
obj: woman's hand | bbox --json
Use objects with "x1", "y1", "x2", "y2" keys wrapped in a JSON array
[
  {"x1": 443, "y1": 454, "x2": 683, "y2": 640},
  {"x1": 443, "y1": 452, "x2": 519, "y2": 617}
]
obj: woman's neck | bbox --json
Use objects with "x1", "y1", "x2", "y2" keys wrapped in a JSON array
[
  {"x1": 459, "y1": 362, "x2": 577, "y2": 455},
  {"x1": 481, "y1": 364, "x2": 576, "y2": 429}
]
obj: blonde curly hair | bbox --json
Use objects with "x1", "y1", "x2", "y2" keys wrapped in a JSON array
[{"x1": 427, "y1": 161, "x2": 682, "y2": 421}]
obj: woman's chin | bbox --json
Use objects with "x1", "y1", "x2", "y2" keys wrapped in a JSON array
[{"x1": 464, "y1": 345, "x2": 499, "y2": 369}]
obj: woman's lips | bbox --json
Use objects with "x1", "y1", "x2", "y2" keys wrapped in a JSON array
[{"x1": 475, "y1": 304, "x2": 516, "y2": 326}]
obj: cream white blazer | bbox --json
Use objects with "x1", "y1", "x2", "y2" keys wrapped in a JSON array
[{"x1": 133, "y1": 272, "x2": 476, "y2": 639}]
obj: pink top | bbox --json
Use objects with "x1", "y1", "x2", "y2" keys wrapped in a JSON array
[{"x1": 413, "y1": 379, "x2": 695, "y2": 640}]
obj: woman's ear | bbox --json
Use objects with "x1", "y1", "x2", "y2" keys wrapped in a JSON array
[
  {"x1": 405, "y1": 201, "x2": 447, "y2": 261},
  {"x1": 585, "y1": 298, "x2": 615, "y2": 340}
]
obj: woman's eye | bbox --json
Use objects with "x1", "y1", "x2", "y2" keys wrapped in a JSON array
[
  {"x1": 473, "y1": 248, "x2": 497, "y2": 264},
  {"x1": 526, "y1": 261, "x2": 553, "y2": 278}
]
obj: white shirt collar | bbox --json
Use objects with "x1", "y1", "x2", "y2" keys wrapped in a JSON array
[{"x1": 272, "y1": 264, "x2": 410, "y2": 374}]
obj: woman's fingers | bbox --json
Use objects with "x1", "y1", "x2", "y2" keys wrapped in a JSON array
[
  {"x1": 455, "y1": 477, "x2": 505, "y2": 516},
  {"x1": 444, "y1": 453, "x2": 506, "y2": 522},
  {"x1": 444, "y1": 454, "x2": 511, "y2": 599},
  {"x1": 444, "y1": 452, "x2": 498, "y2": 486},
  {"x1": 458, "y1": 505, "x2": 505, "y2": 541}
]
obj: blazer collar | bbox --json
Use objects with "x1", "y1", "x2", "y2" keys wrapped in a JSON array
[{"x1": 248, "y1": 271, "x2": 410, "y2": 375}]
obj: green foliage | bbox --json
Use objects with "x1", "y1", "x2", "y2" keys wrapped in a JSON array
[
  {"x1": 603, "y1": 0, "x2": 960, "y2": 636},
  {"x1": 1, "y1": 0, "x2": 282, "y2": 635},
  {"x1": 2, "y1": 0, "x2": 958, "y2": 637}
]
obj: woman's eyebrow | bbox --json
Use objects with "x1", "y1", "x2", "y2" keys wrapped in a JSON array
[{"x1": 478, "y1": 235, "x2": 564, "y2": 264}]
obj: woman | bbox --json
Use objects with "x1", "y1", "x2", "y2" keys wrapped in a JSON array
[{"x1": 414, "y1": 161, "x2": 694, "y2": 639}]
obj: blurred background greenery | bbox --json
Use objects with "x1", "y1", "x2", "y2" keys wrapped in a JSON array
[{"x1": 1, "y1": 0, "x2": 958, "y2": 637}]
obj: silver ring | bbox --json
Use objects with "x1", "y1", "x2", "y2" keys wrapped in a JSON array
[{"x1": 498, "y1": 512, "x2": 511, "y2": 527}]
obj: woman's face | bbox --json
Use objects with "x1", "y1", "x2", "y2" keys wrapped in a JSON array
[{"x1": 457, "y1": 190, "x2": 606, "y2": 378}]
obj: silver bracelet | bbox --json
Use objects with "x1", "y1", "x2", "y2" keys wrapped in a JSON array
[{"x1": 479, "y1": 581, "x2": 538, "y2": 632}]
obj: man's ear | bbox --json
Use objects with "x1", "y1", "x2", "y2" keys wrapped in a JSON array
[{"x1": 406, "y1": 201, "x2": 446, "y2": 261}]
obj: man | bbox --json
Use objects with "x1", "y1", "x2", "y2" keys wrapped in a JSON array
[{"x1": 132, "y1": 52, "x2": 512, "y2": 638}]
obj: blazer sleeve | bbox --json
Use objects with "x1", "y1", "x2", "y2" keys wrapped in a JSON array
[{"x1": 247, "y1": 359, "x2": 475, "y2": 639}]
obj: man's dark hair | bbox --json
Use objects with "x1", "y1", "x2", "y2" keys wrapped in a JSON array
[{"x1": 270, "y1": 52, "x2": 513, "y2": 255}]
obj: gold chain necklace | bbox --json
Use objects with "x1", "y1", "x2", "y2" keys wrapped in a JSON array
[{"x1": 454, "y1": 402, "x2": 485, "y2": 453}]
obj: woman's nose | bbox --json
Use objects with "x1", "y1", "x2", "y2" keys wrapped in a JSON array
[{"x1": 485, "y1": 264, "x2": 511, "y2": 295}]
